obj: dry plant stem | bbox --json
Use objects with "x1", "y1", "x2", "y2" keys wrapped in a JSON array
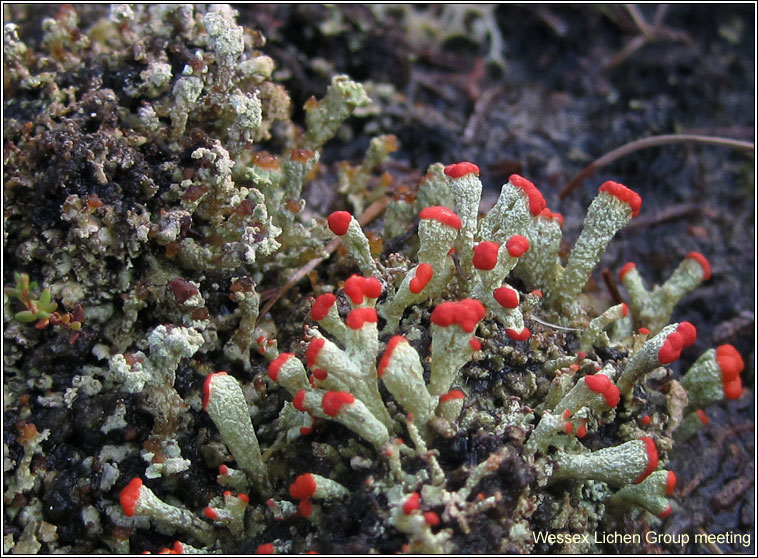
[
  {"x1": 624, "y1": 202, "x2": 714, "y2": 232},
  {"x1": 257, "y1": 196, "x2": 390, "y2": 321},
  {"x1": 625, "y1": 4, "x2": 655, "y2": 37},
  {"x1": 697, "y1": 527, "x2": 725, "y2": 555},
  {"x1": 560, "y1": 134, "x2": 755, "y2": 199}
]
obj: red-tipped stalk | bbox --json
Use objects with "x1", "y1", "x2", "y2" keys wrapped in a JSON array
[
  {"x1": 428, "y1": 299, "x2": 486, "y2": 395},
  {"x1": 288, "y1": 472, "x2": 349, "y2": 519},
  {"x1": 681, "y1": 344, "x2": 744, "y2": 409},
  {"x1": 378, "y1": 335, "x2": 436, "y2": 432},
  {"x1": 617, "y1": 323, "x2": 696, "y2": 396},
  {"x1": 620, "y1": 253, "x2": 711, "y2": 334},
  {"x1": 310, "y1": 293, "x2": 348, "y2": 344},
  {"x1": 344, "y1": 275, "x2": 383, "y2": 306},
  {"x1": 268, "y1": 353, "x2": 309, "y2": 396},
  {"x1": 549, "y1": 181, "x2": 641, "y2": 316},
  {"x1": 380, "y1": 209, "x2": 461, "y2": 333},
  {"x1": 553, "y1": 438, "x2": 658, "y2": 486},
  {"x1": 444, "y1": 162, "x2": 482, "y2": 277},
  {"x1": 327, "y1": 211, "x2": 379, "y2": 277},
  {"x1": 119, "y1": 478, "x2": 214, "y2": 544},
  {"x1": 204, "y1": 372, "x2": 270, "y2": 492},
  {"x1": 436, "y1": 389, "x2": 466, "y2": 422},
  {"x1": 609, "y1": 469, "x2": 676, "y2": 518}
]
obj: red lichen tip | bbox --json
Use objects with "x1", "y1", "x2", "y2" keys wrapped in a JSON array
[
  {"x1": 509, "y1": 174, "x2": 546, "y2": 216},
  {"x1": 641, "y1": 415, "x2": 652, "y2": 426},
  {"x1": 657, "y1": 335, "x2": 682, "y2": 365},
  {"x1": 219, "y1": 464, "x2": 229, "y2": 475},
  {"x1": 313, "y1": 368, "x2": 328, "y2": 381},
  {"x1": 658, "y1": 323, "x2": 696, "y2": 364},
  {"x1": 469, "y1": 337, "x2": 481, "y2": 351},
  {"x1": 268, "y1": 353, "x2": 295, "y2": 382},
  {"x1": 598, "y1": 181, "x2": 642, "y2": 217},
  {"x1": 658, "y1": 504, "x2": 672, "y2": 519},
  {"x1": 306, "y1": 338, "x2": 326, "y2": 369},
  {"x1": 311, "y1": 293, "x2": 337, "y2": 321},
  {"x1": 665, "y1": 471, "x2": 677, "y2": 496},
  {"x1": 621, "y1": 303, "x2": 628, "y2": 317},
  {"x1": 444, "y1": 161, "x2": 480, "y2": 178},
  {"x1": 203, "y1": 371, "x2": 228, "y2": 411},
  {"x1": 322, "y1": 391, "x2": 355, "y2": 417},
  {"x1": 327, "y1": 211, "x2": 352, "y2": 236},
  {"x1": 256, "y1": 542, "x2": 275, "y2": 554},
  {"x1": 298, "y1": 498, "x2": 313, "y2": 518},
  {"x1": 584, "y1": 373, "x2": 611, "y2": 394},
  {"x1": 722, "y1": 377, "x2": 743, "y2": 400},
  {"x1": 345, "y1": 307, "x2": 378, "y2": 330},
  {"x1": 424, "y1": 511, "x2": 440, "y2": 526},
  {"x1": 440, "y1": 389, "x2": 466, "y2": 403},
  {"x1": 635, "y1": 437, "x2": 658, "y2": 484},
  {"x1": 378, "y1": 335, "x2": 407, "y2": 377},
  {"x1": 676, "y1": 321, "x2": 697, "y2": 347},
  {"x1": 619, "y1": 262, "x2": 636, "y2": 282},
  {"x1": 539, "y1": 208, "x2": 565, "y2": 227},
  {"x1": 409, "y1": 263, "x2": 434, "y2": 294},
  {"x1": 685, "y1": 252, "x2": 711, "y2": 281},
  {"x1": 289, "y1": 473, "x2": 317, "y2": 501},
  {"x1": 576, "y1": 422, "x2": 587, "y2": 438},
  {"x1": 430, "y1": 299, "x2": 486, "y2": 333},
  {"x1": 638, "y1": 327, "x2": 651, "y2": 335},
  {"x1": 506, "y1": 327, "x2": 531, "y2": 341},
  {"x1": 716, "y1": 344, "x2": 744, "y2": 383},
  {"x1": 505, "y1": 235, "x2": 530, "y2": 258},
  {"x1": 120, "y1": 478, "x2": 143, "y2": 517},
  {"x1": 419, "y1": 206, "x2": 462, "y2": 229},
  {"x1": 603, "y1": 384, "x2": 620, "y2": 408},
  {"x1": 473, "y1": 241, "x2": 500, "y2": 270},
  {"x1": 584, "y1": 374, "x2": 620, "y2": 408},
  {"x1": 695, "y1": 409, "x2": 709, "y2": 425},
  {"x1": 402, "y1": 492, "x2": 421, "y2": 515},
  {"x1": 204, "y1": 506, "x2": 218, "y2": 519},
  {"x1": 344, "y1": 275, "x2": 383, "y2": 304},
  {"x1": 493, "y1": 286, "x2": 519, "y2": 309},
  {"x1": 293, "y1": 390, "x2": 307, "y2": 413}
]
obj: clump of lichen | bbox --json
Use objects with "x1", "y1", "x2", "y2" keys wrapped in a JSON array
[
  {"x1": 2, "y1": 4, "x2": 387, "y2": 553},
  {"x1": 2, "y1": 5, "x2": 750, "y2": 556}
]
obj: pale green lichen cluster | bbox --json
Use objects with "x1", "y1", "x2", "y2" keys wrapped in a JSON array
[{"x1": 2, "y1": 4, "x2": 748, "y2": 556}]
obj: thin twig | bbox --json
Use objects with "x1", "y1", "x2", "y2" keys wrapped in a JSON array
[
  {"x1": 623, "y1": 202, "x2": 708, "y2": 232},
  {"x1": 625, "y1": 4, "x2": 654, "y2": 37},
  {"x1": 256, "y1": 196, "x2": 390, "y2": 323},
  {"x1": 601, "y1": 268, "x2": 624, "y2": 306},
  {"x1": 530, "y1": 315, "x2": 581, "y2": 332},
  {"x1": 603, "y1": 34, "x2": 648, "y2": 70},
  {"x1": 560, "y1": 134, "x2": 754, "y2": 199},
  {"x1": 697, "y1": 528, "x2": 725, "y2": 555}
]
